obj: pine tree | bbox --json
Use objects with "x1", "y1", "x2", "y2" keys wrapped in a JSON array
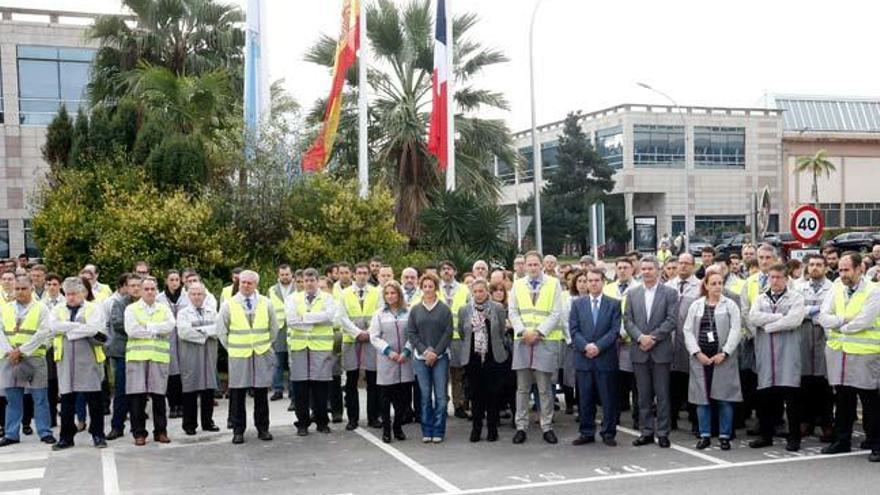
[{"x1": 41, "y1": 105, "x2": 73, "y2": 173}]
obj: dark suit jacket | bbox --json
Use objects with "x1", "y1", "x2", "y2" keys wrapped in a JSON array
[
  {"x1": 624, "y1": 283, "x2": 679, "y2": 364},
  {"x1": 457, "y1": 301, "x2": 510, "y2": 365},
  {"x1": 570, "y1": 295, "x2": 621, "y2": 372}
]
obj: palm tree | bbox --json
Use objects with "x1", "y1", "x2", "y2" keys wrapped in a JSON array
[
  {"x1": 304, "y1": 0, "x2": 518, "y2": 239},
  {"x1": 795, "y1": 149, "x2": 836, "y2": 206},
  {"x1": 87, "y1": 0, "x2": 245, "y2": 106}
]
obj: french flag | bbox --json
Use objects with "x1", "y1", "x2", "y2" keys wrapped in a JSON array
[{"x1": 427, "y1": 0, "x2": 448, "y2": 171}]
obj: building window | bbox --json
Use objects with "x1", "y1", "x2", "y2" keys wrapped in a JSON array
[
  {"x1": 596, "y1": 126, "x2": 623, "y2": 169},
  {"x1": 694, "y1": 126, "x2": 745, "y2": 169},
  {"x1": 633, "y1": 124, "x2": 685, "y2": 168},
  {"x1": 17, "y1": 45, "x2": 96, "y2": 125},
  {"x1": 843, "y1": 203, "x2": 880, "y2": 228},
  {"x1": 496, "y1": 158, "x2": 516, "y2": 185},
  {"x1": 0, "y1": 221, "x2": 9, "y2": 259},
  {"x1": 694, "y1": 215, "x2": 746, "y2": 241},
  {"x1": 671, "y1": 215, "x2": 685, "y2": 236},
  {"x1": 23, "y1": 219, "x2": 40, "y2": 258},
  {"x1": 819, "y1": 203, "x2": 841, "y2": 228}
]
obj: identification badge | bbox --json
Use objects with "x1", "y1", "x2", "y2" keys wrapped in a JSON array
[{"x1": 706, "y1": 331, "x2": 715, "y2": 343}]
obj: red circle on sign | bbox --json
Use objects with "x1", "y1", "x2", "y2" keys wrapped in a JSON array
[{"x1": 790, "y1": 205, "x2": 824, "y2": 244}]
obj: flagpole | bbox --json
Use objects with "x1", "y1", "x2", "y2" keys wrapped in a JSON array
[
  {"x1": 444, "y1": 0, "x2": 455, "y2": 192},
  {"x1": 357, "y1": 0, "x2": 368, "y2": 198}
]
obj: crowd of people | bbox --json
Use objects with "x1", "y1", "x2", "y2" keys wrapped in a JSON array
[{"x1": 0, "y1": 243, "x2": 878, "y2": 465}]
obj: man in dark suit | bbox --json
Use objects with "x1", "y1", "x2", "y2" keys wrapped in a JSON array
[
  {"x1": 570, "y1": 269, "x2": 621, "y2": 446},
  {"x1": 624, "y1": 255, "x2": 679, "y2": 448}
]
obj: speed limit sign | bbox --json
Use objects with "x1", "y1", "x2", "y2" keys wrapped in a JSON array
[{"x1": 791, "y1": 205, "x2": 824, "y2": 244}]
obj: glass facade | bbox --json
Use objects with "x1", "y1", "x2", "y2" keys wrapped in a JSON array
[
  {"x1": 633, "y1": 124, "x2": 685, "y2": 167},
  {"x1": 671, "y1": 215, "x2": 685, "y2": 236},
  {"x1": 24, "y1": 219, "x2": 40, "y2": 258},
  {"x1": 844, "y1": 203, "x2": 880, "y2": 227},
  {"x1": 17, "y1": 45, "x2": 96, "y2": 125},
  {"x1": 596, "y1": 126, "x2": 623, "y2": 169},
  {"x1": 518, "y1": 140, "x2": 560, "y2": 182},
  {"x1": 695, "y1": 215, "x2": 746, "y2": 239},
  {"x1": 496, "y1": 159, "x2": 516, "y2": 185},
  {"x1": 819, "y1": 203, "x2": 841, "y2": 228},
  {"x1": 0, "y1": 221, "x2": 9, "y2": 259},
  {"x1": 694, "y1": 126, "x2": 745, "y2": 168}
]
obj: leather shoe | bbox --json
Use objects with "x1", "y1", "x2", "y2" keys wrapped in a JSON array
[
  {"x1": 22, "y1": 425, "x2": 33, "y2": 435},
  {"x1": 454, "y1": 408, "x2": 470, "y2": 420},
  {"x1": 0, "y1": 438, "x2": 20, "y2": 447},
  {"x1": 696, "y1": 437, "x2": 711, "y2": 450},
  {"x1": 394, "y1": 430, "x2": 406, "y2": 441},
  {"x1": 869, "y1": 451, "x2": 880, "y2": 462},
  {"x1": 134, "y1": 437, "x2": 146, "y2": 446},
  {"x1": 296, "y1": 427, "x2": 309, "y2": 437},
  {"x1": 749, "y1": 438, "x2": 773, "y2": 448},
  {"x1": 571, "y1": 436, "x2": 595, "y2": 446},
  {"x1": 720, "y1": 438, "x2": 731, "y2": 451},
  {"x1": 382, "y1": 432, "x2": 392, "y2": 443},
  {"x1": 487, "y1": 430, "x2": 498, "y2": 442},
  {"x1": 632, "y1": 435, "x2": 654, "y2": 446},
  {"x1": 543, "y1": 430, "x2": 558, "y2": 444},
  {"x1": 106, "y1": 429, "x2": 124, "y2": 440},
  {"x1": 512, "y1": 430, "x2": 527, "y2": 444},
  {"x1": 41, "y1": 435, "x2": 57, "y2": 445},
  {"x1": 785, "y1": 441, "x2": 801, "y2": 452},
  {"x1": 603, "y1": 437, "x2": 617, "y2": 447},
  {"x1": 258, "y1": 431, "x2": 273, "y2": 441},
  {"x1": 93, "y1": 437, "x2": 108, "y2": 449},
  {"x1": 821, "y1": 442, "x2": 851, "y2": 454},
  {"x1": 345, "y1": 422, "x2": 358, "y2": 431},
  {"x1": 52, "y1": 440, "x2": 74, "y2": 451},
  {"x1": 317, "y1": 425, "x2": 332, "y2": 434},
  {"x1": 369, "y1": 420, "x2": 384, "y2": 429},
  {"x1": 154, "y1": 433, "x2": 171, "y2": 444},
  {"x1": 184, "y1": 429, "x2": 197, "y2": 436},
  {"x1": 287, "y1": 403, "x2": 296, "y2": 412},
  {"x1": 269, "y1": 391, "x2": 284, "y2": 401},
  {"x1": 469, "y1": 430, "x2": 481, "y2": 442},
  {"x1": 232, "y1": 434, "x2": 245, "y2": 444},
  {"x1": 658, "y1": 436, "x2": 671, "y2": 448},
  {"x1": 203, "y1": 424, "x2": 220, "y2": 432}
]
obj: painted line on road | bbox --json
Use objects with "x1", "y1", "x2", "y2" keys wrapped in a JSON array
[
  {"x1": 422, "y1": 449, "x2": 870, "y2": 495},
  {"x1": 0, "y1": 467, "x2": 45, "y2": 482},
  {"x1": 0, "y1": 489, "x2": 41, "y2": 495},
  {"x1": 616, "y1": 426, "x2": 731, "y2": 465},
  {"x1": 353, "y1": 427, "x2": 460, "y2": 494},
  {"x1": 0, "y1": 452, "x2": 49, "y2": 464},
  {"x1": 101, "y1": 448, "x2": 120, "y2": 495}
]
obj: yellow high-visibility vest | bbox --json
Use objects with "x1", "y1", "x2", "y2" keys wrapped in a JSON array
[
  {"x1": 52, "y1": 302, "x2": 105, "y2": 363},
  {"x1": 746, "y1": 272, "x2": 766, "y2": 306},
  {"x1": 269, "y1": 284, "x2": 291, "y2": 328},
  {"x1": 221, "y1": 285, "x2": 234, "y2": 302},
  {"x1": 341, "y1": 285, "x2": 380, "y2": 344},
  {"x1": 827, "y1": 281, "x2": 880, "y2": 355},
  {"x1": 604, "y1": 281, "x2": 630, "y2": 342},
  {"x1": 227, "y1": 297, "x2": 271, "y2": 358},
  {"x1": 513, "y1": 277, "x2": 562, "y2": 341},
  {"x1": 288, "y1": 292, "x2": 334, "y2": 352},
  {"x1": 2, "y1": 302, "x2": 46, "y2": 357},
  {"x1": 126, "y1": 303, "x2": 171, "y2": 363},
  {"x1": 441, "y1": 283, "x2": 470, "y2": 339},
  {"x1": 727, "y1": 277, "x2": 746, "y2": 296}
]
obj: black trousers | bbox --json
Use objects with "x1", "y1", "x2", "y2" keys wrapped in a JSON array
[
  {"x1": 60, "y1": 392, "x2": 104, "y2": 443},
  {"x1": 801, "y1": 375, "x2": 834, "y2": 429},
  {"x1": 344, "y1": 370, "x2": 379, "y2": 424},
  {"x1": 736, "y1": 369, "x2": 758, "y2": 428},
  {"x1": 379, "y1": 383, "x2": 408, "y2": 434},
  {"x1": 292, "y1": 380, "x2": 329, "y2": 429},
  {"x1": 48, "y1": 378, "x2": 59, "y2": 428},
  {"x1": 467, "y1": 359, "x2": 506, "y2": 434},
  {"x1": 329, "y1": 375, "x2": 343, "y2": 416},
  {"x1": 228, "y1": 388, "x2": 269, "y2": 435},
  {"x1": 129, "y1": 393, "x2": 167, "y2": 438},
  {"x1": 616, "y1": 370, "x2": 639, "y2": 427},
  {"x1": 182, "y1": 389, "x2": 216, "y2": 432},
  {"x1": 559, "y1": 369, "x2": 576, "y2": 410},
  {"x1": 832, "y1": 386, "x2": 879, "y2": 450},
  {"x1": 167, "y1": 374, "x2": 183, "y2": 410},
  {"x1": 22, "y1": 393, "x2": 33, "y2": 427},
  {"x1": 757, "y1": 386, "x2": 801, "y2": 443},
  {"x1": 0, "y1": 396, "x2": 5, "y2": 431},
  {"x1": 670, "y1": 370, "x2": 695, "y2": 429}
]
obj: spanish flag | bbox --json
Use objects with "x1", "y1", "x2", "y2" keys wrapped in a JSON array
[{"x1": 302, "y1": 0, "x2": 360, "y2": 172}]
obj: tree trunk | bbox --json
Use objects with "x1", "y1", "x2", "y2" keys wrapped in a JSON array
[{"x1": 812, "y1": 171, "x2": 819, "y2": 207}]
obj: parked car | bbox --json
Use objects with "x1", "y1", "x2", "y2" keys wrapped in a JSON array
[
  {"x1": 715, "y1": 233, "x2": 750, "y2": 257},
  {"x1": 762, "y1": 232, "x2": 805, "y2": 257},
  {"x1": 827, "y1": 231, "x2": 880, "y2": 252},
  {"x1": 688, "y1": 237, "x2": 715, "y2": 257}
]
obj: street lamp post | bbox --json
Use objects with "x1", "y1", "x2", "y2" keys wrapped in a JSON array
[
  {"x1": 529, "y1": 0, "x2": 546, "y2": 254},
  {"x1": 636, "y1": 81, "x2": 690, "y2": 253}
]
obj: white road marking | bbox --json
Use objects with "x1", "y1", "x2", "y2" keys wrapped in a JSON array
[
  {"x1": 0, "y1": 452, "x2": 49, "y2": 464},
  {"x1": 353, "y1": 427, "x2": 460, "y2": 494},
  {"x1": 616, "y1": 426, "x2": 731, "y2": 465},
  {"x1": 0, "y1": 490, "x2": 41, "y2": 495},
  {"x1": 421, "y1": 449, "x2": 870, "y2": 495},
  {"x1": 0, "y1": 468, "x2": 45, "y2": 482},
  {"x1": 101, "y1": 448, "x2": 120, "y2": 495}
]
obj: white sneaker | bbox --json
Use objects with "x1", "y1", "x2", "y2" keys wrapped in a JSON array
[
  {"x1": 432, "y1": 437, "x2": 444, "y2": 444},
  {"x1": 422, "y1": 437, "x2": 432, "y2": 443}
]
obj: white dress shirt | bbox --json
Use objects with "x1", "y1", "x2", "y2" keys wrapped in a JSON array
[{"x1": 643, "y1": 282, "x2": 658, "y2": 321}]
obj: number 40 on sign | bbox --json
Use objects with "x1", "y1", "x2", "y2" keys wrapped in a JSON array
[{"x1": 791, "y1": 205, "x2": 824, "y2": 245}]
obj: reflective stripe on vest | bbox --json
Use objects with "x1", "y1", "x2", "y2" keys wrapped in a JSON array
[
  {"x1": 52, "y1": 302, "x2": 105, "y2": 363},
  {"x1": 227, "y1": 298, "x2": 271, "y2": 358},
  {"x1": 827, "y1": 281, "x2": 880, "y2": 355},
  {"x1": 288, "y1": 292, "x2": 334, "y2": 352},
  {"x1": 269, "y1": 285, "x2": 289, "y2": 327},
  {"x1": 2, "y1": 302, "x2": 46, "y2": 357},
  {"x1": 513, "y1": 277, "x2": 561, "y2": 340},
  {"x1": 126, "y1": 304, "x2": 171, "y2": 363},
  {"x1": 342, "y1": 285, "x2": 380, "y2": 343}
]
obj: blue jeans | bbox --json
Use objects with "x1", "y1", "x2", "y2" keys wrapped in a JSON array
[
  {"x1": 413, "y1": 355, "x2": 449, "y2": 439},
  {"x1": 110, "y1": 357, "x2": 128, "y2": 431},
  {"x1": 272, "y1": 351, "x2": 289, "y2": 392},
  {"x1": 5, "y1": 387, "x2": 52, "y2": 440},
  {"x1": 697, "y1": 401, "x2": 734, "y2": 439}
]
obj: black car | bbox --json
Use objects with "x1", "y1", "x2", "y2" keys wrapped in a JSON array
[
  {"x1": 715, "y1": 233, "x2": 750, "y2": 257},
  {"x1": 828, "y1": 231, "x2": 880, "y2": 252}
]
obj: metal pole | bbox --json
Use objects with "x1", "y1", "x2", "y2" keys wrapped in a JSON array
[
  {"x1": 357, "y1": 2, "x2": 369, "y2": 199},
  {"x1": 591, "y1": 203, "x2": 599, "y2": 259},
  {"x1": 529, "y1": 0, "x2": 546, "y2": 253},
  {"x1": 444, "y1": 0, "x2": 455, "y2": 191},
  {"x1": 514, "y1": 162, "x2": 522, "y2": 252}
]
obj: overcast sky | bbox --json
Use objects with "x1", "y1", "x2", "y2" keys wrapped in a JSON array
[{"x1": 8, "y1": 0, "x2": 880, "y2": 132}]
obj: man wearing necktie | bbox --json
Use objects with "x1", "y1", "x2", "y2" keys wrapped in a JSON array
[
  {"x1": 817, "y1": 252, "x2": 880, "y2": 462},
  {"x1": 664, "y1": 253, "x2": 701, "y2": 433},
  {"x1": 216, "y1": 270, "x2": 279, "y2": 444},
  {"x1": 338, "y1": 263, "x2": 382, "y2": 430},
  {"x1": 604, "y1": 258, "x2": 640, "y2": 430},
  {"x1": 439, "y1": 261, "x2": 471, "y2": 420}
]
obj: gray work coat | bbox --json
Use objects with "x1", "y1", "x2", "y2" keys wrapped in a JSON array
[
  {"x1": 683, "y1": 297, "x2": 743, "y2": 404},
  {"x1": 369, "y1": 308, "x2": 414, "y2": 386},
  {"x1": 216, "y1": 294, "x2": 279, "y2": 389},
  {"x1": 124, "y1": 300, "x2": 176, "y2": 395},
  {"x1": 176, "y1": 304, "x2": 219, "y2": 392},
  {"x1": 795, "y1": 278, "x2": 833, "y2": 377},
  {"x1": 156, "y1": 292, "x2": 184, "y2": 376},
  {"x1": 50, "y1": 302, "x2": 108, "y2": 395},
  {"x1": 666, "y1": 276, "x2": 701, "y2": 373},
  {"x1": 748, "y1": 289, "x2": 806, "y2": 390}
]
